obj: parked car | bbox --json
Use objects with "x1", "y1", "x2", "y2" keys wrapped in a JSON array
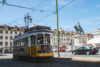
[
  {"x1": 72, "y1": 46, "x2": 98, "y2": 55},
  {"x1": 89, "y1": 46, "x2": 98, "y2": 55}
]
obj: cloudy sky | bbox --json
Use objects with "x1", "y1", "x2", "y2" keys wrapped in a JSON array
[{"x1": 0, "y1": 0, "x2": 100, "y2": 32}]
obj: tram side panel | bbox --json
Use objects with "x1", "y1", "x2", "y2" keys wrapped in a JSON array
[{"x1": 13, "y1": 39, "x2": 30, "y2": 57}]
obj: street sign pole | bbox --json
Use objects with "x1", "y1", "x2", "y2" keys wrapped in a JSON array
[{"x1": 56, "y1": 0, "x2": 60, "y2": 57}]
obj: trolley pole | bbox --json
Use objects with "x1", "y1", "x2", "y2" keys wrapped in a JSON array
[{"x1": 56, "y1": 0, "x2": 60, "y2": 57}]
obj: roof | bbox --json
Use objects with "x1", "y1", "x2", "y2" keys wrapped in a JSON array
[{"x1": 14, "y1": 30, "x2": 52, "y2": 41}]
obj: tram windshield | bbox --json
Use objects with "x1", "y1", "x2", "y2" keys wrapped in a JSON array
[
  {"x1": 37, "y1": 34, "x2": 50, "y2": 45},
  {"x1": 37, "y1": 34, "x2": 44, "y2": 44},
  {"x1": 37, "y1": 34, "x2": 52, "y2": 53}
]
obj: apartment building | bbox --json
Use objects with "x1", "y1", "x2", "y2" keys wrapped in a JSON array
[
  {"x1": 0, "y1": 25, "x2": 24, "y2": 54},
  {"x1": 50, "y1": 29, "x2": 74, "y2": 50}
]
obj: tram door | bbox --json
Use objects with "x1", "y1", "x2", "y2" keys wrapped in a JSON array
[
  {"x1": 37, "y1": 34, "x2": 44, "y2": 53},
  {"x1": 31, "y1": 35, "x2": 37, "y2": 57}
]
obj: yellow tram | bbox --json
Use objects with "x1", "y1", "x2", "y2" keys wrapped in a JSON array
[{"x1": 13, "y1": 26, "x2": 53, "y2": 59}]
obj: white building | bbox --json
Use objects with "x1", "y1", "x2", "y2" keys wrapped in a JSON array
[
  {"x1": 50, "y1": 29, "x2": 73, "y2": 51},
  {"x1": 87, "y1": 29, "x2": 100, "y2": 48},
  {"x1": 73, "y1": 33, "x2": 93, "y2": 49},
  {"x1": 92, "y1": 29, "x2": 100, "y2": 38},
  {"x1": 0, "y1": 25, "x2": 24, "y2": 54}
]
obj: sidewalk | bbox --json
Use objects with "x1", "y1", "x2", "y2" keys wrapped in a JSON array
[
  {"x1": 0, "y1": 54, "x2": 13, "y2": 59},
  {"x1": 53, "y1": 52, "x2": 72, "y2": 58},
  {"x1": 72, "y1": 57, "x2": 100, "y2": 62},
  {"x1": 53, "y1": 52, "x2": 100, "y2": 62}
]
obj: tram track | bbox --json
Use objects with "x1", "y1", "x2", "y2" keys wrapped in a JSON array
[
  {"x1": 0, "y1": 58, "x2": 100, "y2": 67},
  {"x1": 15, "y1": 57, "x2": 72, "y2": 63}
]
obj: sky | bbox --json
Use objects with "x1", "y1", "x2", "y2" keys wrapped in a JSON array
[{"x1": 0, "y1": 0, "x2": 100, "y2": 32}]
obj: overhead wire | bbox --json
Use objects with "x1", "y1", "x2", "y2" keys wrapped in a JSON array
[
  {"x1": 49, "y1": 0, "x2": 76, "y2": 17},
  {"x1": 0, "y1": 0, "x2": 76, "y2": 26},
  {"x1": 59, "y1": 0, "x2": 75, "y2": 10},
  {"x1": 37, "y1": 0, "x2": 76, "y2": 22},
  {"x1": 0, "y1": 0, "x2": 54, "y2": 26},
  {"x1": 0, "y1": 0, "x2": 52, "y2": 12}
]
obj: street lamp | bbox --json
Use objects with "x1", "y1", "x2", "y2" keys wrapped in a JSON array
[
  {"x1": 24, "y1": 13, "x2": 32, "y2": 31},
  {"x1": 2, "y1": 0, "x2": 6, "y2": 6},
  {"x1": 56, "y1": 0, "x2": 60, "y2": 57}
]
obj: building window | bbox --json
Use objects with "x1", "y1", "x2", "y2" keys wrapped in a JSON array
[
  {"x1": 6, "y1": 31, "x2": 8, "y2": 34},
  {"x1": 15, "y1": 31, "x2": 17, "y2": 34},
  {"x1": 10, "y1": 42, "x2": 12, "y2": 47},
  {"x1": 0, "y1": 36, "x2": 3, "y2": 39},
  {"x1": 5, "y1": 36, "x2": 8, "y2": 39},
  {"x1": 5, "y1": 42, "x2": 8, "y2": 46},
  {"x1": 14, "y1": 36, "x2": 17, "y2": 38},
  {"x1": 10, "y1": 36, "x2": 13, "y2": 40},
  {"x1": 0, "y1": 42, "x2": 3, "y2": 46},
  {"x1": 0, "y1": 30, "x2": 3, "y2": 33},
  {"x1": 0, "y1": 49, "x2": 2, "y2": 53},
  {"x1": 10, "y1": 31, "x2": 13, "y2": 34}
]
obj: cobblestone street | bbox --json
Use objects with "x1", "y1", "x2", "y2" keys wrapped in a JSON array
[
  {"x1": 0, "y1": 58, "x2": 100, "y2": 67},
  {"x1": 0, "y1": 52, "x2": 100, "y2": 67}
]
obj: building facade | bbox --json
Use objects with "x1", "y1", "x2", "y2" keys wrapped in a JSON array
[
  {"x1": 50, "y1": 29, "x2": 74, "y2": 51},
  {"x1": 72, "y1": 33, "x2": 93, "y2": 49},
  {"x1": 92, "y1": 29, "x2": 100, "y2": 38},
  {"x1": 88, "y1": 29, "x2": 100, "y2": 47},
  {"x1": 50, "y1": 29, "x2": 93, "y2": 51},
  {"x1": 0, "y1": 25, "x2": 24, "y2": 54}
]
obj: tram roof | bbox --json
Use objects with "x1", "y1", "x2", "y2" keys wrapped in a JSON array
[{"x1": 14, "y1": 30, "x2": 52, "y2": 41}]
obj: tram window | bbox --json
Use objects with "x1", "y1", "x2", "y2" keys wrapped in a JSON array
[
  {"x1": 19, "y1": 39, "x2": 25, "y2": 47},
  {"x1": 16, "y1": 42, "x2": 18, "y2": 47},
  {"x1": 45, "y1": 34, "x2": 50, "y2": 44},
  {"x1": 24, "y1": 38, "x2": 28, "y2": 47},
  {"x1": 37, "y1": 34, "x2": 43, "y2": 44},
  {"x1": 17, "y1": 42, "x2": 19, "y2": 47},
  {"x1": 21, "y1": 42, "x2": 24, "y2": 46},
  {"x1": 31, "y1": 35, "x2": 35, "y2": 45},
  {"x1": 14, "y1": 42, "x2": 17, "y2": 47}
]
